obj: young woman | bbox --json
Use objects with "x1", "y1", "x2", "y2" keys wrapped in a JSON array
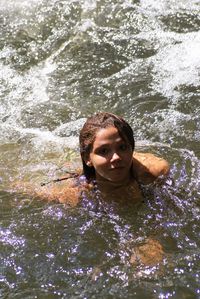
[
  {"x1": 16, "y1": 112, "x2": 170, "y2": 206},
  {"x1": 79, "y1": 112, "x2": 169, "y2": 205}
]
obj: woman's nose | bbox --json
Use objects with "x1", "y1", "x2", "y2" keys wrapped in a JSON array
[{"x1": 111, "y1": 152, "x2": 121, "y2": 162}]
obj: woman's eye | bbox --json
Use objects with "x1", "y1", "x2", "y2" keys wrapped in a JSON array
[
  {"x1": 119, "y1": 144, "x2": 127, "y2": 151},
  {"x1": 97, "y1": 148, "x2": 109, "y2": 155}
]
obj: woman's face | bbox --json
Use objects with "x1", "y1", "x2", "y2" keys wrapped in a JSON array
[{"x1": 86, "y1": 126, "x2": 133, "y2": 183}]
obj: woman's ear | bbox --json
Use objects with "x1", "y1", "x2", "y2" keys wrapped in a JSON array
[
  {"x1": 86, "y1": 160, "x2": 93, "y2": 167},
  {"x1": 83, "y1": 154, "x2": 93, "y2": 167}
]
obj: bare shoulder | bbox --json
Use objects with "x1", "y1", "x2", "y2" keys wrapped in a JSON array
[
  {"x1": 132, "y1": 152, "x2": 170, "y2": 184},
  {"x1": 12, "y1": 177, "x2": 82, "y2": 207}
]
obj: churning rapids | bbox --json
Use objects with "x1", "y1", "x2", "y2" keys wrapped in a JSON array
[{"x1": 0, "y1": 0, "x2": 200, "y2": 298}]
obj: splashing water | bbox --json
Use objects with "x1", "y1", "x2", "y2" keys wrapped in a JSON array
[{"x1": 0, "y1": 0, "x2": 200, "y2": 298}]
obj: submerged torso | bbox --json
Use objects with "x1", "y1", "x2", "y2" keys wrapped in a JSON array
[{"x1": 79, "y1": 175, "x2": 143, "y2": 207}]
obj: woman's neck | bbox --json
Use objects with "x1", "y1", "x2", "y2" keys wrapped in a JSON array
[{"x1": 95, "y1": 175, "x2": 132, "y2": 193}]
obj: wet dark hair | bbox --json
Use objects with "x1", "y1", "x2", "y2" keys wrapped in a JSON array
[{"x1": 79, "y1": 112, "x2": 135, "y2": 182}]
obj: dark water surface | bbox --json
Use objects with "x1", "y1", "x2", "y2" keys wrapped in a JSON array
[{"x1": 0, "y1": 0, "x2": 200, "y2": 298}]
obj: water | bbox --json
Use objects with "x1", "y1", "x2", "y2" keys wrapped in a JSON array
[{"x1": 0, "y1": 0, "x2": 200, "y2": 298}]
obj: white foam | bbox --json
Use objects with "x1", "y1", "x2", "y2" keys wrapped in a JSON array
[
  {"x1": 81, "y1": 0, "x2": 97, "y2": 12},
  {"x1": 54, "y1": 118, "x2": 86, "y2": 137},
  {"x1": 140, "y1": 0, "x2": 199, "y2": 16},
  {"x1": 151, "y1": 32, "x2": 200, "y2": 98},
  {"x1": 20, "y1": 127, "x2": 79, "y2": 150},
  {"x1": 0, "y1": 0, "x2": 43, "y2": 12},
  {"x1": 0, "y1": 46, "x2": 60, "y2": 143}
]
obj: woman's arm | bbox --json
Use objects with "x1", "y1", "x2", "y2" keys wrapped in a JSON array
[
  {"x1": 132, "y1": 152, "x2": 170, "y2": 184},
  {"x1": 12, "y1": 178, "x2": 80, "y2": 207}
]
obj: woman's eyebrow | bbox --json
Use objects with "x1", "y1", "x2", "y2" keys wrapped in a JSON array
[
  {"x1": 95, "y1": 139, "x2": 125, "y2": 148},
  {"x1": 95, "y1": 143, "x2": 109, "y2": 149}
]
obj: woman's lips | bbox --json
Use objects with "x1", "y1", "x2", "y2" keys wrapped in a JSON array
[{"x1": 110, "y1": 166, "x2": 124, "y2": 171}]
